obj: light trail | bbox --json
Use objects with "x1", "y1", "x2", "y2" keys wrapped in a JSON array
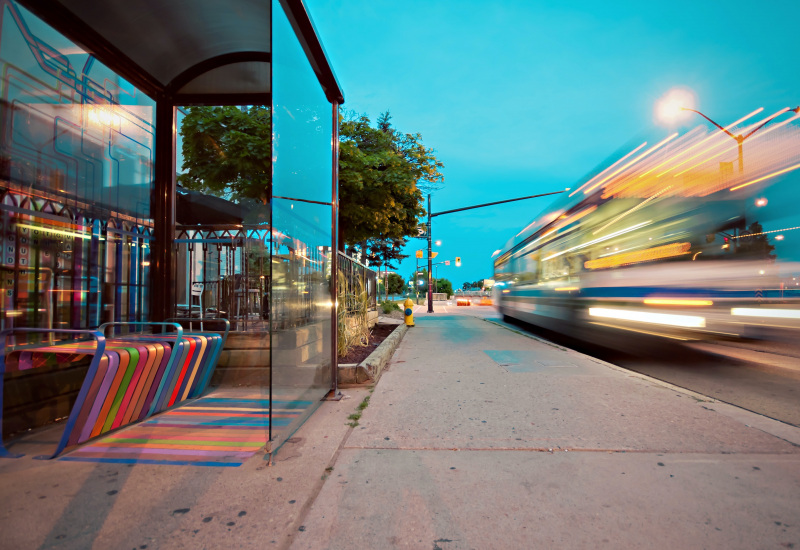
[
  {"x1": 584, "y1": 134, "x2": 678, "y2": 195},
  {"x1": 542, "y1": 220, "x2": 651, "y2": 262},
  {"x1": 674, "y1": 111, "x2": 800, "y2": 178},
  {"x1": 589, "y1": 307, "x2": 706, "y2": 328},
  {"x1": 729, "y1": 162, "x2": 800, "y2": 192},
  {"x1": 643, "y1": 108, "x2": 763, "y2": 178},
  {"x1": 569, "y1": 142, "x2": 648, "y2": 197}
]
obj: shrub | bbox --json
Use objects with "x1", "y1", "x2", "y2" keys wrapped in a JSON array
[
  {"x1": 380, "y1": 300, "x2": 401, "y2": 314},
  {"x1": 338, "y1": 271, "x2": 370, "y2": 358}
]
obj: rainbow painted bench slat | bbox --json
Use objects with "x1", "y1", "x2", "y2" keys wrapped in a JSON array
[{"x1": 0, "y1": 320, "x2": 229, "y2": 459}]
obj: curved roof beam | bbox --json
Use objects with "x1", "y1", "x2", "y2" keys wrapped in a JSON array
[{"x1": 166, "y1": 51, "x2": 272, "y2": 96}]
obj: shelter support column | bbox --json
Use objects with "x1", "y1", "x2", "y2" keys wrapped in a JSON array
[
  {"x1": 330, "y1": 101, "x2": 340, "y2": 395},
  {"x1": 151, "y1": 99, "x2": 177, "y2": 322}
]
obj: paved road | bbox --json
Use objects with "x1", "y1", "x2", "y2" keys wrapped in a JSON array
[{"x1": 502, "y1": 314, "x2": 800, "y2": 427}]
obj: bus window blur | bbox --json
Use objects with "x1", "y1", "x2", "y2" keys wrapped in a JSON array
[{"x1": 493, "y1": 110, "x2": 800, "y2": 346}]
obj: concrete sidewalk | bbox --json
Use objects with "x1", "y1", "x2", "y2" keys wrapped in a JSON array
[
  {"x1": 1, "y1": 307, "x2": 799, "y2": 549},
  {"x1": 292, "y1": 309, "x2": 800, "y2": 549}
]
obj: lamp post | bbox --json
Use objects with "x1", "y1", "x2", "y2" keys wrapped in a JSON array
[
  {"x1": 427, "y1": 194, "x2": 433, "y2": 312},
  {"x1": 678, "y1": 106, "x2": 800, "y2": 174}
]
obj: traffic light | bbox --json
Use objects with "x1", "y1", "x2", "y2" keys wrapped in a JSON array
[
  {"x1": 455, "y1": 256, "x2": 461, "y2": 267},
  {"x1": 431, "y1": 251, "x2": 438, "y2": 259},
  {"x1": 416, "y1": 250, "x2": 423, "y2": 258}
]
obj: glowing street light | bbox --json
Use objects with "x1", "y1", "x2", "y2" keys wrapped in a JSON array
[
  {"x1": 656, "y1": 89, "x2": 800, "y2": 174},
  {"x1": 654, "y1": 87, "x2": 697, "y2": 125}
]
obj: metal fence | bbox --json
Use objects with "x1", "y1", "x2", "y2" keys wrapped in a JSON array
[
  {"x1": 338, "y1": 252, "x2": 378, "y2": 312},
  {"x1": 454, "y1": 290, "x2": 491, "y2": 297}
]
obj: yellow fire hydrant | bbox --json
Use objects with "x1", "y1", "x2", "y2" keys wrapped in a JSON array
[{"x1": 404, "y1": 297, "x2": 415, "y2": 327}]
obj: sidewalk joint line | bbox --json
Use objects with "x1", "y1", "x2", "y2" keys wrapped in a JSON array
[{"x1": 340, "y1": 445, "x2": 798, "y2": 454}]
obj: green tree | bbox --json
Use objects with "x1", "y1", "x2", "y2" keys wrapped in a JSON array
[
  {"x1": 365, "y1": 237, "x2": 408, "y2": 299},
  {"x1": 178, "y1": 105, "x2": 271, "y2": 204},
  {"x1": 462, "y1": 280, "x2": 485, "y2": 290},
  {"x1": 386, "y1": 273, "x2": 405, "y2": 295},
  {"x1": 435, "y1": 278, "x2": 453, "y2": 297},
  {"x1": 338, "y1": 110, "x2": 443, "y2": 249},
  {"x1": 365, "y1": 237, "x2": 408, "y2": 269},
  {"x1": 736, "y1": 222, "x2": 776, "y2": 260}
]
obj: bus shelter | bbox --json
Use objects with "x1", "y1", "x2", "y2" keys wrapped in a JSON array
[{"x1": 0, "y1": 0, "x2": 343, "y2": 461}]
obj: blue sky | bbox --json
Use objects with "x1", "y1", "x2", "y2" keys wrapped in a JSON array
[{"x1": 306, "y1": 0, "x2": 800, "y2": 287}]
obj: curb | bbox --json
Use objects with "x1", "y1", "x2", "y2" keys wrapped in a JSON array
[{"x1": 338, "y1": 323, "x2": 408, "y2": 385}]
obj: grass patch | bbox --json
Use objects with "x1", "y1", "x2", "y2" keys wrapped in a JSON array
[{"x1": 346, "y1": 394, "x2": 372, "y2": 427}]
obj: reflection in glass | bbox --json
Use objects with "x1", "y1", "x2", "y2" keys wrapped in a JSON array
[
  {"x1": 175, "y1": 106, "x2": 272, "y2": 388},
  {"x1": 1, "y1": 0, "x2": 155, "y2": 337},
  {"x1": 0, "y1": 1, "x2": 155, "y2": 437},
  {"x1": 271, "y1": 0, "x2": 334, "y2": 447}
]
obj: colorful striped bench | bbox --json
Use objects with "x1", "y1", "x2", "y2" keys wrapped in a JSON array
[{"x1": 0, "y1": 320, "x2": 229, "y2": 459}]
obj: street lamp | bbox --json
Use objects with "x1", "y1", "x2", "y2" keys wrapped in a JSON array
[
  {"x1": 680, "y1": 107, "x2": 799, "y2": 173},
  {"x1": 656, "y1": 91, "x2": 800, "y2": 174}
]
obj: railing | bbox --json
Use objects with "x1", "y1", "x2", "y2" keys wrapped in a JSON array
[
  {"x1": 337, "y1": 252, "x2": 378, "y2": 312},
  {"x1": 455, "y1": 290, "x2": 492, "y2": 297}
]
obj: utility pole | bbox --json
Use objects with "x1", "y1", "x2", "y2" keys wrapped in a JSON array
[
  {"x1": 424, "y1": 189, "x2": 566, "y2": 313},
  {"x1": 415, "y1": 254, "x2": 419, "y2": 304},
  {"x1": 427, "y1": 194, "x2": 433, "y2": 313}
]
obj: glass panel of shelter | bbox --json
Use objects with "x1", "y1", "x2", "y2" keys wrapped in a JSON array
[
  {"x1": 0, "y1": 0, "x2": 156, "y2": 441},
  {"x1": 1, "y1": 1, "x2": 155, "y2": 344},
  {"x1": 270, "y1": 0, "x2": 334, "y2": 447}
]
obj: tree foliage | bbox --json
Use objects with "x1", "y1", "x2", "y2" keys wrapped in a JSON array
[
  {"x1": 409, "y1": 268, "x2": 429, "y2": 293},
  {"x1": 386, "y1": 273, "x2": 405, "y2": 295},
  {"x1": 736, "y1": 222, "x2": 776, "y2": 260},
  {"x1": 364, "y1": 236, "x2": 409, "y2": 300},
  {"x1": 178, "y1": 105, "x2": 444, "y2": 251},
  {"x1": 462, "y1": 280, "x2": 485, "y2": 290},
  {"x1": 339, "y1": 110, "x2": 443, "y2": 248},
  {"x1": 178, "y1": 105, "x2": 272, "y2": 204},
  {"x1": 364, "y1": 237, "x2": 408, "y2": 271},
  {"x1": 435, "y1": 278, "x2": 453, "y2": 296}
]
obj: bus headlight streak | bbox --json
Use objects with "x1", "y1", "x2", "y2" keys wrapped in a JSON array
[
  {"x1": 15, "y1": 223, "x2": 90, "y2": 240},
  {"x1": 589, "y1": 307, "x2": 706, "y2": 328},
  {"x1": 731, "y1": 308, "x2": 800, "y2": 319},
  {"x1": 644, "y1": 299, "x2": 713, "y2": 306}
]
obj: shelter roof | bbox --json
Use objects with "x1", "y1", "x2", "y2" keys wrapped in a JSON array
[{"x1": 19, "y1": 0, "x2": 344, "y2": 105}]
